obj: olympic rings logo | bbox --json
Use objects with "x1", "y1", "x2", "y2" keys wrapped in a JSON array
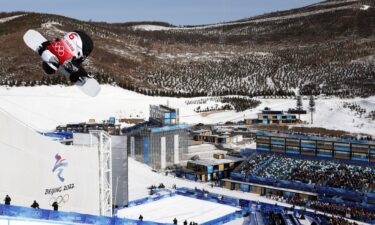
[
  {"x1": 32, "y1": 210, "x2": 42, "y2": 217},
  {"x1": 53, "y1": 42, "x2": 65, "y2": 57},
  {"x1": 49, "y1": 193, "x2": 69, "y2": 206}
]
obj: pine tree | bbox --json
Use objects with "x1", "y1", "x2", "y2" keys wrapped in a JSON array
[
  {"x1": 296, "y1": 95, "x2": 303, "y2": 120},
  {"x1": 309, "y1": 95, "x2": 316, "y2": 124}
]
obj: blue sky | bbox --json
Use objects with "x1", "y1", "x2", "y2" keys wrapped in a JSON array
[{"x1": 1, "y1": 0, "x2": 322, "y2": 25}]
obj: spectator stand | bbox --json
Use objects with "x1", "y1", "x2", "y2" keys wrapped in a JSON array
[{"x1": 230, "y1": 152, "x2": 374, "y2": 203}]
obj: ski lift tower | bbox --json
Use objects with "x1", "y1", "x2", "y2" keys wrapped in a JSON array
[{"x1": 90, "y1": 130, "x2": 112, "y2": 217}]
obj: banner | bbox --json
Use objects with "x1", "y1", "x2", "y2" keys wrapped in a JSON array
[{"x1": 0, "y1": 110, "x2": 100, "y2": 215}]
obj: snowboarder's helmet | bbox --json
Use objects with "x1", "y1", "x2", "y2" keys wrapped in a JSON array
[{"x1": 74, "y1": 30, "x2": 93, "y2": 58}]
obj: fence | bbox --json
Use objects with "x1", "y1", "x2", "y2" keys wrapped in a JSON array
[{"x1": 127, "y1": 191, "x2": 176, "y2": 208}]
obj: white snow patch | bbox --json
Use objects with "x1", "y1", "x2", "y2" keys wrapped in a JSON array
[
  {"x1": 41, "y1": 21, "x2": 62, "y2": 29},
  {"x1": 266, "y1": 77, "x2": 275, "y2": 89},
  {"x1": 0, "y1": 14, "x2": 25, "y2": 24},
  {"x1": 118, "y1": 195, "x2": 239, "y2": 224},
  {"x1": 131, "y1": 25, "x2": 171, "y2": 31},
  {"x1": 361, "y1": 5, "x2": 370, "y2": 10},
  {"x1": 40, "y1": 21, "x2": 65, "y2": 35}
]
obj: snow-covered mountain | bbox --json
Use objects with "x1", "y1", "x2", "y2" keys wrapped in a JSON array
[{"x1": 0, "y1": 0, "x2": 374, "y2": 98}]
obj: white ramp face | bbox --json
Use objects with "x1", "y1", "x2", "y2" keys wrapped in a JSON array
[{"x1": 0, "y1": 109, "x2": 100, "y2": 215}]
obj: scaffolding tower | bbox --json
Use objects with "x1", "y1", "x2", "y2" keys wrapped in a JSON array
[{"x1": 90, "y1": 131, "x2": 112, "y2": 217}]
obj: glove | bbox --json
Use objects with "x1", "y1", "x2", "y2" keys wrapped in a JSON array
[{"x1": 37, "y1": 41, "x2": 51, "y2": 56}]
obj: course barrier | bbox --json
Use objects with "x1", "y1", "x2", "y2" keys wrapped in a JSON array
[
  {"x1": 127, "y1": 191, "x2": 176, "y2": 208},
  {"x1": 0, "y1": 204, "x2": 170, "y2": 225}
]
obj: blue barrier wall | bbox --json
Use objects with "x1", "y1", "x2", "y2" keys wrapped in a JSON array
[{"x1": 0, "y1": 204, "x2": 170, "y2": 225}]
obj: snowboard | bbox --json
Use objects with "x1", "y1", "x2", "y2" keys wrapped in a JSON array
[{"x1": 23, "y1": 29, "x2": 101, "y2": 97}]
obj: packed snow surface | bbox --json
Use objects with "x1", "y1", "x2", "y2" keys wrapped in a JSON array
[
  {"x1": 0, "y1": 85, "x2": 374, "y2": 136},
  {"x1": 118, "y1": 195, "x2": 239, "y2": 224}
]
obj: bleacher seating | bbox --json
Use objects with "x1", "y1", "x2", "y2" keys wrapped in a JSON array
[
  {"x1": 231, "y1": 152, "x2": 375, "y2": 223},
  {"x1": 235, "y1": 153, "x2": 374, "y2": 193}
]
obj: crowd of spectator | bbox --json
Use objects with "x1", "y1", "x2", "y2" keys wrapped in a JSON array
[
  {"x1": 234, "y1": 153, "x2": 272, "y2": 175},
  {"x1": 237, "y1": 153, "x2": 375, "y2": 192},
  {"x1": 289, "y1": 161, "x2": 375, "y2": 192},
  {"x1": 329, "y1": 216, "x2": 358, "y2": 225},
  {"x1": 260, "y1": 201, "x2": 360, "y2": 225},
  {"x1": 287, "y1": 195, "x2": 375, "y2": 222},
  {"x1": 256, "y1": 157, "x2": 304, "y2": 180}
]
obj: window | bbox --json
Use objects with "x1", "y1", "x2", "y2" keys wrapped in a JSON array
[
  {"x1": 250, "y1": 186, "x2": 257, "y2": 192},
  {"x1": 301, "y1": 140, "x2": 316, "y2": 148},
  {"x1": 286, "y1": 146, "x2": 300, "y2": 154},
  {"x1": 352, "y1": 144, "x2": 369, "y2": 153},
  {"x1": 370, "y1": 153, "x2": 375, "y2": 162},
  {"x1": 257, "y1": 136, "x2": 270, "y2": 141},
  {"x1": 257, "y1": 143, "x2": 270, "y2": 151},
  {"x1": 334, "y1": 151, "x2": 350, "y2": 158},
  {"x1": 317, "y1": 149, "x2": 332, "y2": 157},
  {"x1": 286, "y1": 138, "x2": 299, "y2": 145},
  {"x1": 301, "y1": 148, "x2": 315, "y2": 155},
  {"x1": 271, "y1": 145, "x2": 285, "y2": 152},
  {"x1": 352, "y1": 153, "x2": 368, "y2": 161},
  {"x1": 317, "y1": 141, "x2": 333, "y2": 149},
  {"x1": 271, "y1": 137, "x2": 285, "y2": 145},
  {"x1": 334, "y1": 143, "x2": 350, "y2": 151}
]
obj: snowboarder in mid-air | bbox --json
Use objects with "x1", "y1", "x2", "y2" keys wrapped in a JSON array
[
  {"x1": 24, "y1": 29, "x2": 100, "y2": 96},
  {"x1": 37, "y1": 30, "x2": 94, "y2": 83}
]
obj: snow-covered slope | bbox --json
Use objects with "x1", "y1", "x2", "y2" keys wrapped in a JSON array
[
  {"x1": 0, "y1": 85, "x2": 374, "y2": 135},
  {"x1": 0, "y1": 14, "x2": 25, "y2": 23}
]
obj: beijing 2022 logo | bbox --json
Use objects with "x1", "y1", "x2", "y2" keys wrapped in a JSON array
[{"x1": 52, "y1": 154, "x2": 68, "y2": 182}]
